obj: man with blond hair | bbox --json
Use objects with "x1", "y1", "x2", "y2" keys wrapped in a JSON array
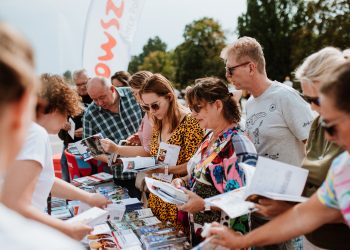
[{"x1": 221, "y1": 37, "x2": 314, "y2": 250}]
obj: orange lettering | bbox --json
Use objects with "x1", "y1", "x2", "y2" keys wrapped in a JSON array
[
  {"x1": 98, "y1": 31, "x2": 117, "y2": 61},
  {"x1": 100, "y1": 18, "x2": 120, "y2": 30},
  {"x1": 106, "y1": 0, "x2": 124, "y2": 18},
  {"x1": 95, "y1": 63, "x2": 111, "y2": 78}
]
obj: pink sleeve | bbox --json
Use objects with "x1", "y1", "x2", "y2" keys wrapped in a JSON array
[{"x1": 138, "y1": 113, "x2": 153, "y2": 153}]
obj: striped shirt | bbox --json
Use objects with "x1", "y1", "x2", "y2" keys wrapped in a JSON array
[
  {"x1": 83, "y1": 87, "x2": 143, "y2": 180},
  {"x1": 317, "y1": 151, "x2": 350, "y2": 226}
]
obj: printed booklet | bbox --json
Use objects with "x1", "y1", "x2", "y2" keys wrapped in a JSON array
[
  {"x1": 145, "y1": 177, "x2": 188, "y2": 205},
  {"x1": 205, "y1": 157, "x2": 309, "y2": 219},
  {"x1": 73, "y1": 133, "x2": 105, "y2": 161}
]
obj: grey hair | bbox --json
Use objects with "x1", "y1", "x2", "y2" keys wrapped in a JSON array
[
  {"x1": 295, "y1": 47, "x2": 346, "y2": 84},
  {"x1": 72, "y1": 69, "x2": 88, "y2": 81}
]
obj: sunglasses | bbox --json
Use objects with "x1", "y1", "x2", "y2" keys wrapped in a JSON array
[
  {"x1": 301, "y1": 94, "x2": 320, "y2": 106},
  {"x1": 141, "y1": 101, "x2": 160, "y2": 112},
  {"x1": 320, "y1": 115, "x2": 349, "y2": 136},
  {"x1": 225, "y1": 62, "x2": 250, "y2": 76}
]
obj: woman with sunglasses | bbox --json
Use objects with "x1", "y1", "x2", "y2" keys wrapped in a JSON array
[
  {"x1": 139, "y1": 73, "x2": 204, "y2": 229},
  {"x1": 252, "y1": 47, "x2": 349, "y2": 249},
  {"x1": 171, "y1": 77, "x2": 257, "y2": 244},
  {"x1": 0, "y1": 23, "x2": 83, "y2": 249},
  {"x1": 206, "y1": 61, "x2": 350, "y2": 250}
]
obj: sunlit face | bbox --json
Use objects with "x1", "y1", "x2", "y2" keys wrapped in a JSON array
[
  {"x1": 301, "y1": 80, "x2": 321, "y2": 113},
  {"x1": 75, "y1": 73, "x2": 89, "y2": 96},
  {"x1": 112, "y1": 79, "x2": 125, "y2": 88},
  {"x1": 190, "y1": 100, "x2": 220, "y2": 130},
  {"x1": 88, "y1": 85, "x2": 116, "y2": 111},
  {"x1": 320, "y1": 94, "x2": 350, "y2": 152},
  {"x1": 40, "y1": 110, "x2": 67, "y2": 134},
  {"x1": 225, "y1": 55, "x2": 251, "y2": 91},
  {"x1": 141, "y1": 93, "x2": 170, "y2": 120}
]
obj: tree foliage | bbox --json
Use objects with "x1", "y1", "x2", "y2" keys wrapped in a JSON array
[
  {"x1": 174, "y1": 17, "x2": 226, "y2": 88},
  {"x1": 237, "y1": 0, "x2": 350, "y2": 82},
  {"x1": 128, "y1": 36, "x2": 167, "y2": 74}
]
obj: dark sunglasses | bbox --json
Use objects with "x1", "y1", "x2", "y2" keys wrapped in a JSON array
[
  {"x1": 225, "y1": 62, "x2": 250, "y2": 76},
  {"x1": 301, "y1": 94, "x2": 320, "y2": 106},
  {"x1": 141, "y1": 102, "x2": 160, "y2": 112},
  {"x1": 320, "y1": 115, "x2": 349, "y2": 136}
]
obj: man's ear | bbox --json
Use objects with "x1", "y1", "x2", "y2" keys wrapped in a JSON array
[{"x1": 249, "y1": 62, "x2": 257, "y2": 75}]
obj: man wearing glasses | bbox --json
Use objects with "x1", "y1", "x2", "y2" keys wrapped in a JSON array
[
  {"x1": 220, "y1": 37, "x2": 314, "y2": 250},
  {"x1": 83, "y1": 77, "x2": 143, "y2": 198}
]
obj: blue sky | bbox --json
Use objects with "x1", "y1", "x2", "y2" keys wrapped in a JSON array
[{"x1": 0, "y1": 0, "x2": 246, "y2": 74}]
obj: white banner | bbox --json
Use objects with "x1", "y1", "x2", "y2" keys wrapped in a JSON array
[{"x1": 82, "y1": 0, "x2": 145, "y2": 78}]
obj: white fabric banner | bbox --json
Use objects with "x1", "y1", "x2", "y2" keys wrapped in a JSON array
[{"x1": 82, "y1": 0, "x2": 145, "y2": 78}]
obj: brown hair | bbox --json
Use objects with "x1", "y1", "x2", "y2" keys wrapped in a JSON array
[
  {"x1": 0, "y1": 23, "x2": 38, "y2": 111},
  {"x1": 139, "y1": 74, "x2": 181, "y2": 132},
  {"x1": 220, "y1": 36, "x2": 266, "y2": 74},
  {"x1": 38, "y1": 74, "x2": 82, "y2": 117},
  {"x1": 129, "y1": 71, "x2": 153, "y2": 89},
  {"x1": 320, "y1": 62, "x2": 350, "y2": 114},
  {"x1": 186, "y1": 77, "x2": 240, "y2": 124},
  {"x1": 111, "y1": 71, "x2": 131, "y2": 87}
]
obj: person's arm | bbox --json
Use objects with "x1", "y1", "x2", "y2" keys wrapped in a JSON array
[
  {"x1": 146, "y1": 162, "x2": 188, "y2": 175},
  {"x1": 1, "y1": 160, "x2": 92, "y2": 240},
  {"x1": 208, "y1": 194, "x2": 342, "y2": 249},
  {"x1": 100, "y1": 138, "x2": 150, "y2": 157},
  {"x1": 51, "y1": 177, "x2": 110, "y2": 208}
]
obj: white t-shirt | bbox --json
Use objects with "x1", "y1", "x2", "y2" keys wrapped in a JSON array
[
  {"x1": 0, "y1": 203, "x2": 83, "y2": 250},
  {"x1": 16, "y1": 122, "x2": 55, "y2": 211},
  {"x1": 245, "y1": 81, "x2": 314, "y2": 166}
]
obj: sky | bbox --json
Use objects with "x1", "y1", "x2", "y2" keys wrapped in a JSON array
[{"x1": 0, "y1": 0, "x2": 246, "y2": 74}]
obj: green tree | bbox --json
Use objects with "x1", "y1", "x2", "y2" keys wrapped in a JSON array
[
  {"x1": 174, "y1": 17, "x2": 226, "y2": 88},
  {"x1": 237, "y1": 0, "x2": 307, "y2": 82},
  {"x1": 128, "y1": 36, "x2": 167, "y2": 74},
  {"x1": 139, "y1": 50, "x2": 176, "y2": 81},
  {"x1": 63, "y1": 70, "x2": 72, "y2": 84}
]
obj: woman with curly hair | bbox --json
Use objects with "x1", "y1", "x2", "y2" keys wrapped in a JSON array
[{"x1": 1, "y1": 74, "x2": 110, "y2": 240}]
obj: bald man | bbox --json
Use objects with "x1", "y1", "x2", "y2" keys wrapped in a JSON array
[{"x1": 83, "y1": 77, "x2": 143, "y2": 198}]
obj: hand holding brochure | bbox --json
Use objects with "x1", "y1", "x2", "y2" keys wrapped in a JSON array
[
  {"x1": 73, "y1": 133, "x2": 105, "y2": 161},
  {"x1": 206, "y1": 157, "x2": 309, "y2": 218},
  {"x1": 145, "y1": 177, "x2": 188, "y2": 205}
]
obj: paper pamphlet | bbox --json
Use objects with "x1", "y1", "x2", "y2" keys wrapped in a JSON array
[
  {"x1": 68, "y1": 118, "x2": 75, "y2": 139},
  {"x1": 157, "y1": 142, "x2": 180, "y2": 166},
  {"x1": 206, "y1": 157, "x2": 309, "y2": 218},
  {"x1": 74, "y1": 133, "x2": 105, "y2": 161},
  {"x1": 66, "y1": 207, "x2": 108, "y2": 227},
  {"x1": 145, "y1": 177, "x2": 188, "y2": 205}
]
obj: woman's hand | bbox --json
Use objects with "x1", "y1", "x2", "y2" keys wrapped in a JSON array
[
  {"x1": 67, "y1": 222, "x2": 93, "y2": 240},
  {"x1": 177, "y1": 189, "x2": 205, "y2": 213},
  {"x1": 100, "y1": 138, "x2": 118, "y2": 154},
  {"x1": 208, "y1": 222, "x2": 245, "y2": 249},
  {"x1": 86, "y1": 193, "x2": 111, "y2": 208},
  {"x1": 255, "y1": 198, "x2": 294, "y2": 218},
  {"x1": 74, "y1": 128, "x2": 83, "y2": 138},
  {"x1": 171, "y1": 178, "x2": 185, "y2": 188}
]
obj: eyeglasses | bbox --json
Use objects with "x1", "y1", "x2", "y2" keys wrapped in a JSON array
[
  {"x1": 225, "y1": 62, "x2": 250, "y2": 76},
  {"x1": 301, "y1": 94, "x2": 320, "y2": 106},
  {"x1": 141, "y1": 101, "x2": 160, "y2": 112},
  {"x1": 320, "y1": 115, "x2": 350, "y2": 136}
]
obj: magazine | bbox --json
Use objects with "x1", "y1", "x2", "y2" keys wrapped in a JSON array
[
  {"x1": 135, "y1": 222, "x2": 176, "y2": 237},
  {"x1": 73, "y1": 133, "x2": 105, "y2": 161},
  {"x1": 129, "y1": 216, "x2": 162, "y2": 229},
  {"x1": 124, "y1": 208, "x2": 154, "y2": 221},
  {"x1": 142, "y1": 231, "x2": 187, "y2": 249},
  {"x1": 67, "y1": 117, "x2": 75, "y2": 139},
  {"x1": 157, "y1": 142, "x2": 181, "y2": 166},
  {"x1": 145, "y1": 177, "x2": 188, "y2": 205},
  {"x1": 71, "y1": 172, "x2": 113, "y2": 187},
  {"x1": 66, "y1": 207, "x2": 109, "y2": 227},
  {"x1": 205, "y1": 157, "x2": 309, "y2": 218}
]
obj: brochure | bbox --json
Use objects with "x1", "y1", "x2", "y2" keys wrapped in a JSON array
[
  {"x1": 125, "y1": 208, "x2": 154, "y2": 221},
  {"x1": 73, "y1": 133, "x2": 105, "y2": 161},
  {"x1": 67, "y1": 117, "x2": 75, "y2": 139},
  {"x1": 129, "y1": 216, "x2": 162, "y2": 229},
  {"x1": 157, "y1": 142, "x2": 181, "y2": 166},
  {"x1": 142, "y1": 231, "x2": 187, "y2": 249},
  {"x1": 145, "y1": 177, "x2": 188, "y2": 205},
  {"x1": 71, "y1": 172, "x2": 113, "y2": 187},
  {"x1": 112, "y1": 229, "x2": 142, "y2": 249},
  {"x1": 66, "y1": 207, "x2": 109, "y2": 227},
  {"x1": 152, "y1": 173, "x2": 174, "y2": 183},
  {"x1": 205, "y1": 157, "x2": 309, "y2": 219}
]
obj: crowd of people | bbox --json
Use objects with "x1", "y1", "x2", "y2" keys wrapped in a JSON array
[{"x1": 0, "y1": 21, "x2": 350, "y2": 250}]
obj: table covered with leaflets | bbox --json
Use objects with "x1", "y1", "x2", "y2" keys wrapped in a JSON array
[{"x1": 48, "y1": 172, "x2": 191, "y2": 250}]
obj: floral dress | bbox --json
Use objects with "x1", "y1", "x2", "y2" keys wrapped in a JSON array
[
  {"x1": 188, "y1": 126, "x2": 257, "y2": 237},
  {"x1": 148, "y1": 114, "x2": 204, "y2": 227}
]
